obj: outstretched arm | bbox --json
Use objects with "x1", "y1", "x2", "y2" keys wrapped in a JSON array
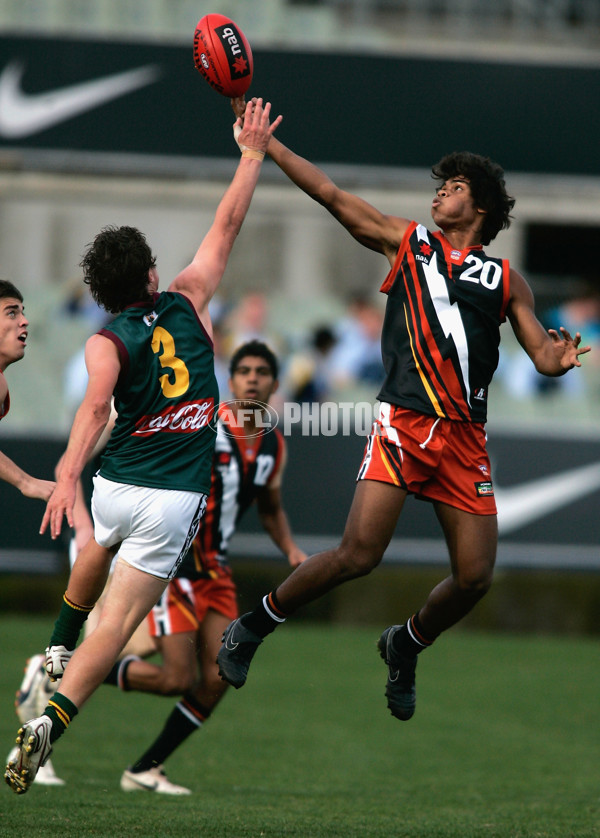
[
  {"x1": 0, "y1": 450, "x2": 55, "y2": 501},
  {"x1": 231, "y1": 97, "x2": 408, "y2": 264},
  {"x1": 169, "y1": 98, "x2": 282, "y2": 332},
  {"x1": 507, "y1": 269, "x2": 591, "y2": 375},
  {"x1": 0, "y1": 374, "x2": 55, "y2": 499},
  {"x1": 40, "y1": 334, "x2": 119, "y2": 539}
]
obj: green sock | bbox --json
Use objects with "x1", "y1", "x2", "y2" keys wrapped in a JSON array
[
  {"x1": 44, "y1": 692, "x2": 79, "y2": 744},
  {"x1": 48, "y1": 593, "x2": 94, "y2": 650}
]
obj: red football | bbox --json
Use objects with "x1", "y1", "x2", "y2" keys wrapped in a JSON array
[{"x1": 193, "y1": 14, "x2": 253, "y2": 98}]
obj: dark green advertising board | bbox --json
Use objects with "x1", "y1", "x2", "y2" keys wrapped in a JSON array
[{"x1": 0, "y1": 33, "x2": 598, "y2": 176}]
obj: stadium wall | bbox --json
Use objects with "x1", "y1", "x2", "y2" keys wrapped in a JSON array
[{"x1": 1, "y1": 430, "x2": 599, "y2": 638}]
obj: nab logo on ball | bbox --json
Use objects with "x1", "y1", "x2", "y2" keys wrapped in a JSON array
[
  {"x1": 215, "y1": 23, "x2": 251, "y2": 80},
  {"x1": 193, "y1": 13, "x2": 254, "y2": 98}
]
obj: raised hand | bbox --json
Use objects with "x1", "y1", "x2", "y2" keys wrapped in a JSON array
[
  {"x1": 548, "y1": 326, "x2": 591, "y2": 370},
  {"x1": 235, "y1": 97, "x2": 282, "y2": 155}
]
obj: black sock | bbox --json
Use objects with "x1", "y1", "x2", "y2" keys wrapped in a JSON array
[
  {"x1": 241, "y1": 590, "x2": 288, "y2": 638},
  {"x1": 104, "y1": 655, "x2": 141, "y2": 690},
  {"x1": 393, "y1": 613, "x2": 435, "y2": 659},
  {"x1": 129, "y1": 695, "x2": 211, "y2": 773}
]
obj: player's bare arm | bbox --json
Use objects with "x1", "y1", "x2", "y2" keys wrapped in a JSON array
[
  {"x1": 257, "y1": 484, "x2": 307, "y2": 568},
  {"x1": 231, "y1": 96, "x2": 407, "y2": 264},
  {"x1": 267, "y1": 134, "x2": 407, "y2": 261},
  {"x1": 170, "y1": 98, "x2": 282, "y2": 328},
  {"x1": 507, "y1": 268, "x2": 591, "y2": 375},
  {"x1": 0, "y1": 450, "x2": 55, "y2": 501},
  {"x1": 41, "y1": 335, "x2": 120, "y2": 539},
  {"x1": 1, "y1": 370, "x2": 55, "y2": 500}
]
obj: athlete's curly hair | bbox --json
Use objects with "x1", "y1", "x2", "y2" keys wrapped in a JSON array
[
  {"x1": 0, "y1": 280, "x2": 23, "y2": 302},
  {"x1": 431, "y1": 151, "x2": 515, "y2": 245},
  {"x1": 80, "y1": 226, "x2": 157, "y2": 314},
  {"x1": 229, "y1": 340, "x2": 279, "y2": 380}
]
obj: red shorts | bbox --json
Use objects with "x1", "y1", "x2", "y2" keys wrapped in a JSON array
[
  {"x1": 357, "y1": 403, "x2": 496, "y2": 515},
  {"x1": 147, "y1": 575, "x2": 239, "y2": 638}
]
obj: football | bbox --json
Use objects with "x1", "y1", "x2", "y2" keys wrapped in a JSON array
[{"x1": 193, "y1": 14, "x2": 253, "y2": 98}]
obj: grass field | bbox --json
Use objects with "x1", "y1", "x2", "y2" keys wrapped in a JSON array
[{"x1": 0, "y1": 615, "x2": 598, "y2": 838}]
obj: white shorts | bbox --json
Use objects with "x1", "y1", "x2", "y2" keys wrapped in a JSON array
[{"x1": 91, "y1": 474, "x2": 207, "y2": 580}]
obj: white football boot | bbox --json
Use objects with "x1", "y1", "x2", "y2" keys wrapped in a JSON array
[
  {"x1": 13, "y1": 654, "x2": 65, "y2": 786},
  {"x1": 120, "y1": 766, "x2": 191, "y2": 795},
  {"x1": 16, "y1": 654, "x2": 56, "y2": 722},
  {"x1": 6, "y1": 746, "x2": 65, "y2": 787},
  {"x1": 5, "y1": 716, "x2": 53, "y2": 794},
  {"x1": 45, "y1": 645, "x2": 74, "y2": 682}
]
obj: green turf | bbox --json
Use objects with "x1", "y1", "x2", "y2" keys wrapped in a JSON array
[{"x1": 0, "y1": 615, "x2": 598, "y2": 837}]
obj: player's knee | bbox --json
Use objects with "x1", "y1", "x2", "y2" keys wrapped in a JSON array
[
  {"x1": 334, "y1": 541, "x2": 382, "y2": 579},
  {"x1": 156, "y1": 667, "x2": 196, "y2": 695},
  {"x1": 455, "y1": 565, "x2": 494, "y2": 597}
]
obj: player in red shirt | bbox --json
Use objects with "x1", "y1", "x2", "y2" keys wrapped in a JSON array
[
  {"x1": 217, "y1": 101, "x2": 591, "y2": 722},
  {"x1": 0, "y1": 280, "x2": 55, "y2": 500}
]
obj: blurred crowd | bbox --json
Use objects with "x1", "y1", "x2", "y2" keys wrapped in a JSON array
[{"x1": 58, "y1": 278, "x2": 600, "y2": 424}]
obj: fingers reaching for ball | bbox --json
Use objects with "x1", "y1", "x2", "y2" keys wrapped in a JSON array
[{"x1": 237, "y1": 98, "x2": 282, "y2": 154}]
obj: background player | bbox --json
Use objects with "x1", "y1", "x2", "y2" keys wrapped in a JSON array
[
  {"x1": 5, "y1": 98, "x2": 282, "y2": 794},
  {"x1": 109, "y1": 340, "x2": 306, "y2": 794},
  {"x1": 1, "y1": 279, "x2": 58, "y2": 784},
  {"x1": 0, "y1": 280, "x2": 55, "y2": 501},
  {"x1": 217, "y1": 100, "x2": 590, "y2": 723}
]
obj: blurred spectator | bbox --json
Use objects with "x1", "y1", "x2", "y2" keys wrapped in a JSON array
[
  {"x1": 59, "y1": 278, "x2": 109, "y2": 330},
  {"x1": 502, "y1": 282, "x2": 600, "y2": 398},
  {"x1": 222, "y1": 291, "x2": 282, "y2": 356},
  {"x1": 283, "y1": 325, "x2": 337, "y2": 403},
  {"x1": 329, "y1": 293, "x2": 385, "y2": 388}
]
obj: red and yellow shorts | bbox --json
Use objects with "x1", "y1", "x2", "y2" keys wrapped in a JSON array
[
  {"x1": 147, "y1": 575, "x2": 239, "y2": 638},
  {"x1": 357, "y1": 402, "x2": 496, "y2": 515}
]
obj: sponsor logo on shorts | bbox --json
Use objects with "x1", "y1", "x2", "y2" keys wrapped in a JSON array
[
  {"x1": 133, "y1": 399, "x2": 216, "y2": 435},
  {"x1": 475, "y1": 481, "x2": 494, "y2": 497}
]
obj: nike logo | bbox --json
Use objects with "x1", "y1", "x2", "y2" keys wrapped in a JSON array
[
  {"x1": 496, "y1": 461, "x2": 600, "y2": 534},
  {"x1": 224, "y1": 633, "x2": 239, "y2": 652},
  {"x1": 127, "y1": 775, "x2": 158, "y2": 791},
  {"x1": 0, "y1": 61, "x2": 161, "y2": 138}
]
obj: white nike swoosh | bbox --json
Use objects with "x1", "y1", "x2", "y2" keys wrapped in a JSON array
[
  {"x1": 224, "y1": 635, "x2": 239, "y2": 651},
  {"x1": 0, "y1": 61, "x2": 161, "y2": 138},
  {"x1": 496, "y1": 461, "x2": 600, "y2": 534}
]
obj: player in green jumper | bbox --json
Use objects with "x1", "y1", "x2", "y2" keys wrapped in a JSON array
[{"x1": 5, "y1": 98, "x2": 281, "y2": 795}]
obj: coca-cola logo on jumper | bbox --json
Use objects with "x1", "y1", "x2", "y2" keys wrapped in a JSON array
[{"x1": 133, "y1": 399, "x2": 216, "y2": 436}]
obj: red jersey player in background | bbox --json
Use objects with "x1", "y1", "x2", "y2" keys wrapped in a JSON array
[
  {"x1": 0, "y1": 280, "x2": 55, "y2": 501},
  {"x1": 217, "y1": 99, "x2": 591, "y2": 724}
]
